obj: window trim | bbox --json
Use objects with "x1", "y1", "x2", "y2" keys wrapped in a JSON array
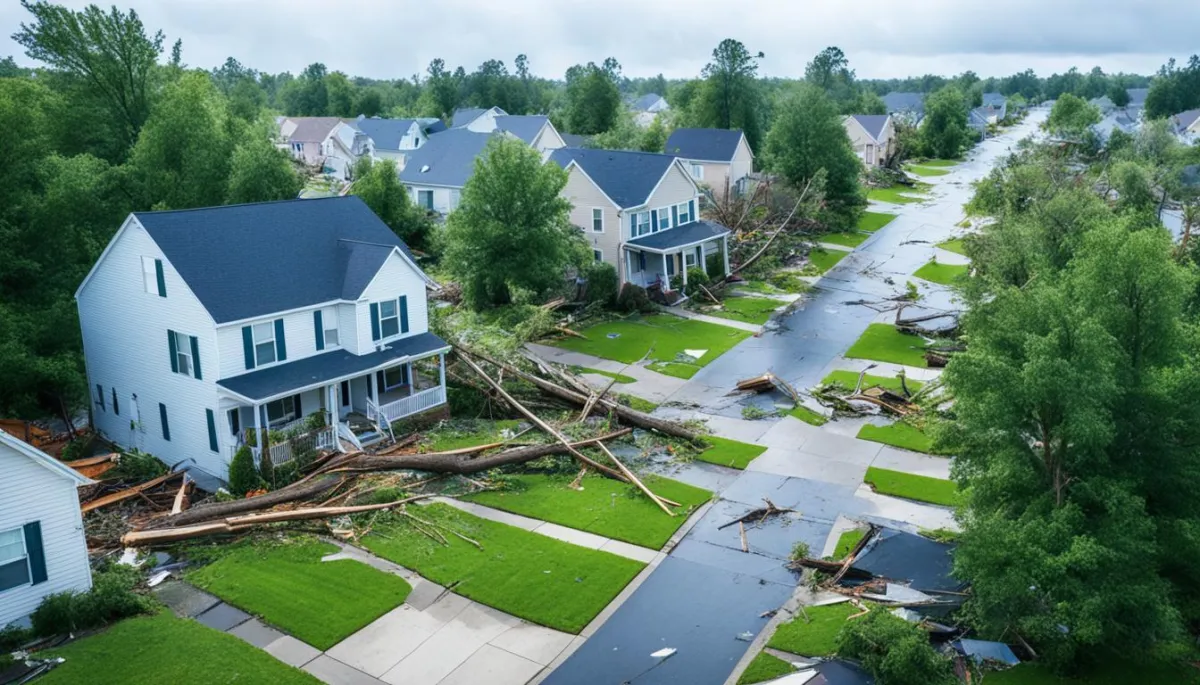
[
  {"x1": 633, "y1": 211, "x2": 652, "y2": 237},
  {"x1": 656, "y1": 207, "x2": 671, "y2": 231},
  {"x1": 417, "y1": 189, "x2": 434, "y2": 210},
  {"x1": 265, "y1": 396, "x2": 297, "y2": 427},
  {"x1": 591, "y1": 208, "x2": 604, "y2": 233},
  {"x1": 685, "y1": 251, "x2": 698, "y2": 267},
  {"x1": 378, "y1": 300, "x2": 401, "y2": 339},
  {"x1": 251, "y1": 322, "x2": 277, "y2": 367},
  {"x1": 141, "y1": 256, "x2": 157, "y2": 295},
  {"x1": 321, "y1": 308, "x2": 340, "y2": 349},
  {"x1": 690, "y1": 163, "x2": 704, "y2": 180},
  {"x1": 593, "y1": 248, "x2": 603, "y2": 262},
  {"x1": 0, "y1": 527, "x2": 31, "y2": 595},
  {"x1": 675, "y1": 201, "x2": 693, "y2": 225},
  {"x1": 383, "y1": 366, "x2": 407, "y2": 391},
  {"x1": 173, "y1": 331, "x2": 193, "y2": 377}
]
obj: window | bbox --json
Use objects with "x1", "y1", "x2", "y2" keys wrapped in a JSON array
[
  {"x1": 657, "y1": 208, "x2": 671, "y2": 231},
  {"x1": 685, "y1": 251, "x2": 698, "y2": 267},
  {"x1": 227, "y1": 408, "x2": 240, "y2": 437},
  {"x1": 252, "y1": 322, "x2": 276, "y2": 366},
  {"x1": 591, "y1": 208, "x2": 604, "y2": 233},
  {"x1": 0, "y1": 528, "x2": 30, "y2": 592},
  {"x1": 173, "y1": 331, "x2": 193, "y2": 377},
  {"x1": 111, "y1": 388, "x2": 120, "y2": 416},
  {"x1": 266, "y1": 396, "x2": 296, "y2": 426},
  {"x1": 384, "y1": 366, "x2": 408, "y2": 390},
  {"x1": 379, "y1": 300, "x2": 400, "y2": 339},
  {"x1": 865, "y1": 144, "x2": 875, "y2": 165},
  {"x1": 593, "y1": 249, "x2": 603, "y2": 262},
  {"x1": 417, "y1": 190, "x2": 434, "y2": 210},
  {"x1": 142, "y1": 256, "x2": 157, "y2": 294},
  {"x1": 633, "y1": 211, "x2": 651, "y2": 237},
  {"x1": 690, "y1": 163, "x2": 704, "y2": 180},
  {"x1": 291, "y1": 142, "x2": 303, "y2": 154},
  {"x1": 322, "y1": 308, "x2": 339, "y2": 348},
  {"x1": 95, "y1": 384, "x2": 105, "y2": 411},
  {"x1": 676, "y1": 201, "x2": 693, "y2": 225}
]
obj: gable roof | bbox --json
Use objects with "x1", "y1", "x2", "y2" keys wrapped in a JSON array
[
  {"x1": 0, "y1": 430, "x2": 91, "y2": 486},
  {"x1": 664, "y1": 128, "x2": 746, "y2": 163},
  {"x1": 494, "y1": 115, "x2": 549, "y2": 144},
  {"x1": 418, "y1": 118, "x2": 447, "y2": 134},
  {"x1": 1173, "y1": 108, "x2": 1200, "y2": 132},
  {"x1": 132, "y1": 196, "x2": 421, "y2": 324},
  {"x1": 287, "y1": 117, "x2": 344, "y2": 143},
  {"x1": 982, "y1": 92, "x2": 1006, "y2": 107},
  {"x1": 1126, "y1": 88, "x2": 1149, "y2": 107},
  {"x1": 883, "y1": 92, "x2": 924, "y2": 114},
  {"x1": 352, "y1": 117, "x2": 418, "y2": 151},
  {"x1": 847, "y1": 114, "x2": 890, "y2": 141},
  {"x1": 633, "y1": 93, "x2": 664, "y2": 111},
  {"x1": 451, "y1": 106, "x2": 507, "y2": 128},
  {"x1": 398, "y1": 128, "x2": 496, "y2": 189},
  {"x1": 550, "y1": 148, "x2": 681, "y2": 208}
]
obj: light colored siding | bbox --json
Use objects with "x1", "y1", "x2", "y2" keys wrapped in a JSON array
[
  {"x1": 730, "y1": 136, "x2": 754, "y2": 187},
  {"x1": 691, "y1": 161, "x2": 733, "y2": 199},
  {"x1": 77, "y1": 218, "x2": 227, "y2": 479},
  {"x1": 356, "y1": 251, "x2": 431, "y2": 349},
  {"x1": 337, "y1": 303, "x2": 360, "y2": 355},
  {"x1": 0, "y1": 445, "x2": 92, "y2": 626},
  {"x1": 644, "y1": 163, "x2": 699, "y2": 210},
  {"x1": 562, "y1": 167, "x2": 621, "y2": 276},
  {"x1": 533, "y1": 124, "x2": 566, "y2": 152},
  {"x1": 407, "y1": 185, "x2": 455, "y2": 214}
]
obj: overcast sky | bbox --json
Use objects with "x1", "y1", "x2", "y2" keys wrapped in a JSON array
[{"x1": 2, "y1": 0, "x2": 1197, "y2": 82}]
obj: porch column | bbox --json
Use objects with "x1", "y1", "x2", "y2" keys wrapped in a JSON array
[
  {"x1": 438, "y1": 352, "x2": 446, "y2": 388},
  {"x1": 250, "y1": 401, "x2": 261, "y2": 461},
  {"x1": 722, "y1": 235, "x2": 731, "y2": 276},
  {"x1": 681, "y1": 253, "x2": 688, "y2": 288},
  {"x1": 662, "y1": 253, "x2": 670, "y2": 291},
  {"x1": 699, "y1": 245, "x2": 708, "y2": 275},
  {"x1": 407, "y1": 362, "x2": 414, "y2": 394}
]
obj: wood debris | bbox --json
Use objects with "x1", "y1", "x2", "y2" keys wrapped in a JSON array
[
  {"x1": 718, "y1": 498, "x2": 795, "y2": 530},
  {"x1": 63, "y1": 452, "x2": 119, "y2": 479},
  {"x1": 81, "y1": 471, "x2": 185, "y2": 514},
  {"x1": 736, "y1": 373, "x2": 800, "y2": 405}
]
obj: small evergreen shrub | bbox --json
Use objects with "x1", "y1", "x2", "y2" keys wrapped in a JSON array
[
  {"x1": 583, "y1": 261, "x2": 619, "y2": 308},
  {"x1": 617, "y1": 283, "x2": 653, "y2": 313},
  {"x1": 683, "y1": 267, "x2": 710, "y2": 299},
  {"x1": 228, "y1": 444, "x2": 260, "y2": 496}
]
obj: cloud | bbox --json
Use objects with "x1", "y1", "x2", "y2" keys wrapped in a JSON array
[{"x1": 1, "y1": 0, "x2": 1196, "y2": 81}]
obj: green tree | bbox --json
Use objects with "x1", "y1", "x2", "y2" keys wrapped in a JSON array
[
  {"x1": 228, "y1": 76, "x2": 266, "y2": 122},
  {"x1": 443, "y1": 137, "x2": 580, "y2": 309},
  {"x1": 425, "y1": 58, "x2": 462, "y2": 121},
  {"x1": 921, "y1": 86, "x2": 969, "y2": 158},
  {"x1": 351, "y1": 157, "x2": 432, "y2": 247},
  {"x1": 14, "y1": 0, "x2": 164, "y2": 150},
  {"x1": 641, "y1": 114, "x2": 669, "y2": 153},
  {"x1": 691, "y1": 39, "x2": 764, "y2": 149},
  {"x1": 226, "y1": 126, "x2": 303, "y2": 204},
  {"x1": 324, "y1": 71, "x2": 355, "y2": 116},
  {"x1": 1109, "y1": 82, "x2": 1132, "y2": 108},
  {"x1": 228, "y1": 444, "x2": 260, "y2": 496},
  {"x1": 763, "y1": 85, "x2": 863, "y2": 229},
  {"x1": 1047, "y1": 93, "x2": 1101, "y2": 136},
  {"x1": 836, "y1": 609, "x2": 957, "y2": 685},
  {"x1": 565, "y1": 61, "x2": 621, "y2": 135}
]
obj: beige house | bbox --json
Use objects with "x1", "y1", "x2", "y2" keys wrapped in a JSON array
[
  {"x1": 843, "y1": 114, "x2": 896, "y2": 167},
  {"x1": 663, "y1": 128, "x2": 754, "y2": 201},
  {"x1": 551, "y1": 148, "x2": 731, "y2": 303}
]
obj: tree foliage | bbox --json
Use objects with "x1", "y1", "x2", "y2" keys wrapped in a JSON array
[
  {"x1": 226, "y1": 124, "x2": 303, "y2": 205},
  {"x1": 921, "y1": 86, "x2": 969, "y2": 159},
  {"x1": 351, "y1": 157, "x2": 432, "y2": 248},
  {"x1": 565, "y1": 60, "x2": 621, "y2": 135},
  {"x1": 836, "y1": 609, "x2": 957, "y2": 685},
  {"x1": 1143, "y1": 55, "x2": 1200, "y2": 120},
  {"x1": 1047, "y1": 93, "x2": 1101, "y2": 136},
  {"x1": 691, "y1": 39, "x2": 764, "y2": 150}
]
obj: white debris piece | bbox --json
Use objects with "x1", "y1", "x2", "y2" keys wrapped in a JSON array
[{"x1": 650, "y1": 648, "x2": 677, "y2": 658}]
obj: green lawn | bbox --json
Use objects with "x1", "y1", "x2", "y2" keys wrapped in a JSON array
[
  {"x1": 768, "y1": 271, "x2": 813, "y2": 294},
  {"x1": 424, "y1": 419, "x2": 523, "y2": 452},
  {"x1": 767, "y1": 602, "x2": 857, "y2": 656},
  {"x1": 733, "y1": 280, "x2": 783, "y2": 296},
  {"x1": 821, "y1": 231, "x2": 870, "y2": 248},
  {"x1": 937, "y1": 237, "x2": 967, "y2": 256},
  {"x1": 704, "y1": 296, "x2": 781, "y2": 325},
  {"x1": 554, "y1": 314, "x2": 750, "y2": 380},
  {"x1": 464, "y1": 473, "x2": 711, "y2": 549},
  {"x1": 186, "y1": 538, "x2": 411, "y2": 650},
  {"x1": 789, "y1": 404, "x2": 829, "y2": 426},
  {"x1": 573, "y1": 367, "x2": 636, "y2": 384},
  {"x1": 864, "y1": 467, "x2": 958, "y2": 506},
  {"x1": 696, "y1": 436, "x2": 768, "y2": 469},
  {"x1": 845, "y1": 324, "x2": 929, "y2": 367},
  {"x1": 914, "y1": 260, "x2": 969, "y2": 285},
  {"x1": 619, "y1": 393, "x2": 658, "y2": 413},
  {"x1": 857, "y1": 211, "x2": 897, "y2": 232},
  {"x1": 867, "y1": 184, "x2": 926, "y2": 205},
  {"x1": 363, "y1": 503, "x2": 645, "y2": 633},
  {"x1": 39, "y1": 612, "x2": 320, "y2": 685},
  {"x1": 918, "y1": 159, "x2": 959, "y2": 168},
  {"x1": 738, "y1": 651, "x2": 795, "y2": 684},
  {"x1": 801, "y1": 248, "x2": 850, "y2": 276},
  {"x1": 820, "y1": 370, "x2": 923, "y2": 395},
  {"x1": 905, "y1": 165, "x2": 951, "y2": 177},
  {"x1": 833, "y1": 527, "x2": 867, "y2": 559},
  {"x1": 857, "y1": 421, "x2": 936, "y2": 454}
]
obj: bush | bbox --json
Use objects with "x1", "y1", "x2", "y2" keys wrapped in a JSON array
[
  {"x1": 683, "y1": 267, "x2": 710, "y2": 299},
  {"x1": 705, "y1": 252, "x2": 724, "y2": 277},
  {"x1": 109, "y1": 449, "x2": 166, "y2": 482},
  {"x1": 30, "y1": 563, "x2": 153, "y2": 637},
  {"x1": 60, "y1": 435, "x2": 93, "y2": 462},
  {"x1": 228, "y1": 444, "x2": 260, "y2": 496},
  {"x1": 0, "y1": 624, "x2": 32, "y2": 651},
  {"x1": 836, "y1": 609, "x2": 957, "y2": 685},
  {"x1": 583, "y1": 261, "x2": 619, "y2": 308},
  {"x1": 617, "y1": 283, "x2": 654, "y2": 313}
]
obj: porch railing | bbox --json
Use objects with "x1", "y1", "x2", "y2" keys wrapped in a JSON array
[
  {"x1": 369, "y1": 386, "x2": 447, "y2": 425},
  {"x1": 266, "y1": 426, "x2": 336, "y2": 465}
]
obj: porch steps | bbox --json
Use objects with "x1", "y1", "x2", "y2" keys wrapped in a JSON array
[{"x1": 357, "y1": 431, "x2": 384, "y2": 447}]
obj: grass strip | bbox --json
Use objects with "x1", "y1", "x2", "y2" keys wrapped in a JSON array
[
  {"x1": 554, "y1": 314, "x2": 750, "y2": 380},
  {"x1": 695, "y1": 436, "x2": 769, "y2": 469},
  {"x1": 857, "y1": 421, "x2": 936, "y2": 454},
  {"x1": 820, "y1": 369, "x2": 923, "y2": 394},
  {"x1": 857, "y1": 211, "x2": 897, "y2": 232},
  {"x1": 845, "y1": 324, "x2": 929, "y2": 367},
  {"x1": 572, "y1": 367, "x2": 636, "y2": 384},
  {"x1": 914, "y1": 260, "x2": 969, "y2": 285},
  {"x1": 864, "y1": 467, "x2": 958, "y2": 506},
  {"x1": 936, "y1": 237, "x2": 967, "y2": 255},
  {"x1": 833, "y1": 528, "x2": 866, "y2": 559},
  {"x1": 801, "y1": 248, "x2": 850, "y2": 276},
  {"x1": 767, "y1": 602, "x2": 857, "y2": 656},
  {"x1": 738, "y1": 651, "x2": 795, "y2": 684}
]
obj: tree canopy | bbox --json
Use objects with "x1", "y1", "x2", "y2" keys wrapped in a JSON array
[
  {"x1": 351, "y1": 157, "x2": 432, "y2": 248},
  {"x1": 1047, "y1": 93, "x2": 1101, "y2": 136},
  {"x1": 690, "y1": 39, "x2": 764, "y2": 150},
  {"x1": 921, "y1": 86, "x2": 969, "y2": 159}
]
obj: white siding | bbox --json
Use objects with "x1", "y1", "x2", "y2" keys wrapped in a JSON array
[
  {"x1": 356, "y1": 252, "x2": 431, "y2": 349},
  {"x1": 533, "y1": 124, "x2": 566, "y2": 153},
  {"x1": 407, "y1": 185, "x2": 455, "y2": 214},
  {"x1": 0, "y1": 445, "x2": 92, "y2": 627},
  {"x1": 77, "y1": 218, "x2": 227, "y2": 479},
  {"x1": 337, "y1": 303, "x2": 361, "y2": 355},
  {"x1": 216, "y1": 308, "x2": 323, "y2": 381},
  {"x1": 730, "y1": 135, "x2": 754, "y2": 188}
]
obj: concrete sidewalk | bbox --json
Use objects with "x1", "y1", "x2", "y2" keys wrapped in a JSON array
[
  {"x1": 524, "y1": 343, "x2": 686, "y2": 404},
  {"x1": 665, "y1": 306, "x2": 765, "y2": 333}
]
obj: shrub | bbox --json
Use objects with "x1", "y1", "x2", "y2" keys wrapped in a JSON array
[
  {"x1": 617, "y1": 283, "x2": 654, "y2": 313},
  {"x1": 790, "y1": 541, "x2": 810, "y2": 561},
  {"x1": 683, "y1": 267, "x2": 710, "y2": 299},
  {"x1": 60, "y1": 435, "x2": 92, "y2": 462},
  {"x1": 228, "y1": 444, "x2": 260, "y2": 496},
  {"x1": 30, "y1": 563, "x2": 153, "y2": 637},
  {"x1": 304, "y1": 411, "x2": 327, "y2": 431},
  {"x1": 258, "y1": 448, "x2": 276, "y2": 488},
  {"x1": 836, "y1": 609, "x2": 957, "y2": 685},
  {"x1": 0, "y1": 624, "x2": 33, "y2": 651},
  {"x1": 109, "y1": 449, "x2": 166, "y2": 482},
  {"x1": 583, "y1": 261, "x2": 619, "y2": 308}
]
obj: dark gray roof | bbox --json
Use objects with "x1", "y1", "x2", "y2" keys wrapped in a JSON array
[
  {"x1": 848, "y1": 114, "x2": 890, "y2": 140},
  {"x1": 135, "y1": 197, "x2": 416, "y2": 324},
  {"x1": 495, "y1": 115, "x2": 548, "y2": 144},
  {"x1": 981, "y1": 92, "x2": 1006, "y2": 107},
  {"x1": 217, "y1": 332, "x2": 449, "y2": 401},
  {"x1": 633, "y1": 93, "x2": 664, "y2": 111},
  {"x1": 287, "y1": 117, "x2": 343, "y2": 143},
  {"x1": 664, "y1": 128, "x2": 745, "y2": 162},
  {"x1": 625, "y1": 220, "x2": 729, "y2": 252},
  {"x1": 423, "y1": 119, "x2": 448, "y2": 134},
  {"x1": 1174, "y1": 108, "x2": 1200, "y2": 132},
  {"x1": 399, "y1": 129, "x2": 497, "y2": 189},
  {"x1": 353, "y1": 117, "x2": 417, "y2": 151},
  {"x1": 560, "y1": 133, "x2": 589, "y2": 148},
  {"x1": 883, "y1": 92, "x2": 925, "y2": 114},
  {"x1": 813, "y1": 660, "x2": 875, "y2": 685},
  {"x1": 550, "y1": 147, "x2": 679, "y2": 208},
  {"x1": 451, "y1": 108, "x2": 486, "y2": 128},
  {"x1": 1126, "y1": 88, "x2": 1148, "y2": 106}
]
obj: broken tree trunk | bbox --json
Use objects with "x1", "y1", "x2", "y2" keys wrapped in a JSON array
[
  {"x1": 597, "y1": 442, "x2": 674, "y2": 516},
  {"x1": 81, "y1": 471, "x2": 185, "y2": 514},
  {"x1": 157, "y1": 475, "x2": 345, "y2": 527},
  {"x1": 788, "y1": 557, "x2": 873, "y2": 580}
]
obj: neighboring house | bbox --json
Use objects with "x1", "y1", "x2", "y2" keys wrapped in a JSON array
[
  {"x1": 76, "y1": 197, "x2": 450, "y2": 485},
  {"x1": 551, "y1": 148, "x2": 732, "y2": 302},
  {"x1": 1126, "y1": 88, "x2": 1148, "y2": 118},
  {"x1": 1092, "y1": 109, "x2": 1140, "y2": 144},
  {"x1": 1089, "y1": 95, "x2": 1116, "y2": 116},
  {"x1": 452, "y1": 106, "x2": 508, "y2": 130},
  {"x1": 560, "y1": 133, "x2": 590, "y2": 148},
  {"x1": 632, "y1": 93, "x2": 669, "y2": 127},
  {"x1": 842, "y1": 114, "x2": 896, "y2": 167},
  {"x1": 0, "y1": 431, "x2": 92, "y2": 628},
  {"x1": 663, "y1": 128, "x2": 754, "y2": 200},
  {"x1": 451, "y1": 106, "x2": 565, "y2": 154},
  {"x1": 1170, "y1": 109, "x2": 1200, "y2": 144},
  {"x1": 399, "y1": 129, "x2": 498, "y2": 213},
  {"x1": 351, "y1": 116, "x2": 429, "y2": 168},
  {"x1": 981, "y1": 92, "x2": 1008, "y2": 121},
  {"x1": 883, "y1": 92, "x2": 925, "y2": 125},
  {"x1": 281, "y1": 117, "x2": 363, "y2": 179},
  {"x1": 968, "y1": 107, "x2": 991, "y2": 135}
]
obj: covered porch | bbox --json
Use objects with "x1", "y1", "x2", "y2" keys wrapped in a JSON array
[
  {"x1": 624, "y1": 220, "x2": 731, "y2": 303},
  {"x1": 217, "y1": 332, "x2": 450, "y2": 465}
]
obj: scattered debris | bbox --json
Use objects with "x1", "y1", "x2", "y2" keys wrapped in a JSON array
[
  {"x1": 81, "y1": 471, "x2": 185, "y2": 514},
  {"x1": 650, "y1": 648, "x2": 677, "y2": 659},
  {"x1": 736, "y1": 373, "x2": 800, "y2": 405},
  {"x1": 62, "y1": 452, "x2": 119, "y2": 479},
  {"x1": 718, "y1": 498, "x2": 796, "y2": 530}
]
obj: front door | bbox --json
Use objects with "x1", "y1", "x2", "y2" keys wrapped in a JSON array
[{"x1": 338, "y1": 380, "x2": 352, "y2": 420}]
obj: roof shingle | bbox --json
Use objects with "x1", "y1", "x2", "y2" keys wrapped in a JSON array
[
  {"x1": 550, "y1": 148, "x2": 680, "y2": 208},
  {"x1": 398, "y1": 129, "x2": 497, "y2": 189},
  {"x1": 663, "y1": 128, "x2": 745, "y2": 162}
]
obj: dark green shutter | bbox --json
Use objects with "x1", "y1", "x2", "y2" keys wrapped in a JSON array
[
  {"x1": 650, "y1": 209, "x2": 658, "y2": 232},
  {"x1": 24, "y1": 522, "x2": 46, "y2": 585},
  {"x1": 274, "y1": 319, "x2": 287, "y2": 361},
  {"x1": 190, "y1": 336, "x2": 202, "y2": 380},
  {"x1": 168, "y1": 330, "x2": 178, "y2": 373},
  {"x1": 112, "y1": 389, "x2": 119, "y2": 415},
  {"x1": 688, "y1": 199, "x2": 696, "y2": 222},
  {"x1": 159, "y1": 403, "x2": 170, "y2": 441},
  {"x1": 629, "y1": 213, "x2": 636, "y2": 237},
  {"x1": 242, "y1": 326, "x2": 255, "y2": 370},
  {"x1": 154, "y1": 259, "x2": 166, "y2": 297},
  {"x1": 370, "y1": 303, "x2": 381, "y2": 341},
  {"x1": 313, "y1": 310, "x2": 325, "y2": 351},
  {"x1": 96, "y1": 384, "x2": 105, "y2": 411},
  {"x1": 399, "y1": 296, "x2": 409, "y2": 334},
  {"x1": 206, "y1": 409, "x2": 218, "y2": 452}
]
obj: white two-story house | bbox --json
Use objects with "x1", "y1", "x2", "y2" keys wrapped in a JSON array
[
  {"x1": 76, "y1": 196, "x2": 450, "y2": 485},
  {"x1": 551, "y1": 148, "x2": 732, "y2": 304}
]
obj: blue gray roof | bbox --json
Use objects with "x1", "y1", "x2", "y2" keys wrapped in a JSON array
[
  {"x1": 950, "y1": 639, "x2": 1020, "y2": 667},
  {"x1": 550, "y1": 148, "x2": 679, "y2": 208},
  {"x1": 848, "y1": 114, "x2": 890, "y2": 140},
  {"x1": 135, "y1": 196, "x2": 416, "y2": 324},
  {"x1": 451, "y1": 108, "x2": 487, "y2": 128},
  {"x1": 423, "y1": 119, "x2": 448, "y2": 134},
  {"x1": 560, "y1": 133, "x2": 589, "y2": 148},
  {"x1": 981, "y1": 92, "x2": 1006, "y2": 107},
  {"x1": 494, "y1": 115, "x2": 548, "y2": 144},
  {"x1": 217, "y1": 331, "x2": 449, "y2": 401},
  {"x1": 399, "y1": 129, "x2": 497, "y2": 189},
  {"x1": 353, "y1": 117, "x2": 417, "y2": 151},
  {"x1": 883, "y1": 92, "x2": 925, "y2": 114},
  {"x1": 664, "y1": 128, "x2": 745, "y2": 162},
  {"x1": 626, "y1": 220, "x2": 730, "y2": 252},
  {"x1": 633, "y1": 93, "x2": 664, "y2": 111}
]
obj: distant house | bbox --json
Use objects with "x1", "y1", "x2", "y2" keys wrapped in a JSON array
[
  {"x1": 450, "y1": 106, "x2": 565, "y2": 154},
  {"x1": 1092, "y1": 109, "x2": 1140, "y2": 144},
  {"x1": 1089, "y1": 95, "x2": 1116, "y2": 116},
  {"x1": 75, "y1": 197, "x2": 449, "y2": 485},
  {"x1": 843, "y1": 114, "x2": 895, "y2": 167},
  {"x1": 451, "y1": 106, "x2": 507, "y2": 129},
  {"x1": 631, "y1": 93, "x2": 669, "y2": 127},
  {"x1": 1170, "y1": 108, "x2": 1200, "y2": 144},
  {"x1": 663, "y1": 128, "x2": 754, "y2": 200},
  {"x1": 1126, "y1": 88, "x2": 1149, "y2": 117},
  {"x1": 280, "y1": 117, "x2": 365, "y2": 180},
  {"x1": 981, "y1": 92, "x2": 1008, "y2": 121},
  {"x1": 399, "y1": 129, "x2": 498, "y2": 214},
  {"x1": 883, "y1": 92, "x2": 925, "y2": 125},
  {"x1": 968, "y1": 107, "x2": 991, "y2": 135},
  {"x1": 552, "y1": 148, "x2": 732, "y2": 303},
  {"x1": 1, "y1": 431, "x2": 92, "y2": 628},
  {"x1": 560, "y1": 133, "x2": 590, "y2": 148},
  {"x1": 350, "y1": 116, "x2": 431, "y2": 169}
]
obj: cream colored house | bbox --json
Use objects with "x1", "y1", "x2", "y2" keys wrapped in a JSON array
[
  {"x1": 663, "y1": 128, "x2": 754, "y2": 201},
  {"x1": 843, "y1": 114, "x2": 895, "y2": 167},
  {"x1": 551, "y1": 148, "x2": 731, "y2": 303}
]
